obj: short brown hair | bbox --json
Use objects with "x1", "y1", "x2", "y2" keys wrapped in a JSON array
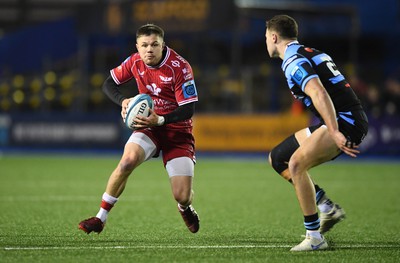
[
  {"x1": 266, "y1": 15, "x2": 298, "y2": 40},
  {"x1": 136, "y1": 24, "x2": 164, "y2": 40}
]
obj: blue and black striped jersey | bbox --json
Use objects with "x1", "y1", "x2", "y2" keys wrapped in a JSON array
[{"x1": 282, "y1": 41, "x2": 362, "y2": 122}]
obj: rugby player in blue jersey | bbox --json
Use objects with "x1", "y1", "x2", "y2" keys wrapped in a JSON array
[{"x1": 265, "y1": 15, "x2": 368, "y2": 251}]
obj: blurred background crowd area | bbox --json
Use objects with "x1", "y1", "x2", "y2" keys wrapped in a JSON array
[{"x1": 0, "y1": 0, "x2": 399, "y2": 118}]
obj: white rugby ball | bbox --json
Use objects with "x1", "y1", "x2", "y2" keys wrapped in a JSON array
[{"x1": 125, "y1": 94, "x2": 154, "y2": 130}]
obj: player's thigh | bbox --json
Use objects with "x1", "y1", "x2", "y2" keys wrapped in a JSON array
[
  {"x1": 292, "y1": 126, "x2": 340, "y2": 169},
  {"x1": 126, "y1": 131, "x2": 157, "y2": 161},
  {"x1": 294, "y1": 127, "x2": 309, "y2": 145},
  {"x1": 117, "y1": 143, "x2": 146, "y2": 171},
  {"x1": 294, "y1": 124, "x2": 322, "y2": 145},
  {"x1": 121, "y1": 132, "x2": 157, "y2": 168}
]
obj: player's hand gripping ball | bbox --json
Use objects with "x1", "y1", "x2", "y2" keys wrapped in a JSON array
[{"x1": 124, "y1": 94, "x2": 154, "y2": 130}]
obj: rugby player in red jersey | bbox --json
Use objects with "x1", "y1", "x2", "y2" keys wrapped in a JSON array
[{"x1": 79, "y1": 24, "x2": 199, "y2": 234}]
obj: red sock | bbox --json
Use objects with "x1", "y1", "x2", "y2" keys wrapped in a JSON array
[{"x1": 101, "y1": 200, "x2": 114, "y2": 211}]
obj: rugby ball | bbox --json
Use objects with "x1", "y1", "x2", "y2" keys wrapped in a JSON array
[{"x1": 124, "y1": 94, "x2": 154, "y2": 130}]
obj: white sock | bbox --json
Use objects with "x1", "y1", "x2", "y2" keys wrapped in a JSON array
[
  {"x1": 96, "y1": 192, "x2": 119, "y2": 223},
  {"x1": 96, "y1": 208, "x2": 109, "y2": 223},
  {"x1": 102, "y1": 192, "x2": 119, "y2": 204},
  {"x1": 307, "y1": 230, "x2": 322, "y2": 239}
]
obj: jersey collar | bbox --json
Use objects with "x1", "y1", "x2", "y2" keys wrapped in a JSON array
[
  {"x1": 284, "y1": 40, "x2": 300, "y2": 54},
  {"x1": 287, "y1": 40, "x2": 299, "y2": 47},
  {"x1": 146, "y1": 47, "x2": 170, "y2": 69}
]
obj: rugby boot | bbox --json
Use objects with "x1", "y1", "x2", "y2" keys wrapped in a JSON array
[
  {"x1": 290, "y1": 234, "x2": 328, "y2": 252},
  {"x1": 178, "y1": 204, "x2": 200, "y2": 233},
  {"x1": 320, "y1": 204, "x2": 346, "y2": 234},
  {"x1": 78, "y1": 217, "x2": 104, "y2": 234}
]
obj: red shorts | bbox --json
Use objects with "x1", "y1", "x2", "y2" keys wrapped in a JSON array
[{"x1": 136, "y1": 126, "x2": 196, "y2": 165}]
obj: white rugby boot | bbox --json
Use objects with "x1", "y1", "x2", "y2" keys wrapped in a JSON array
[
  {"x1": 319, "y1": 204, "x2": 346, "y2": 234},
  {"x1": 290, "y1": 233, "x2": 328, "y2": 252}
]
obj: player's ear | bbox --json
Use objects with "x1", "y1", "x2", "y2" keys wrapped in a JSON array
[{"x1": 272, "y1": 33, "x2": 278, "y2": 43}]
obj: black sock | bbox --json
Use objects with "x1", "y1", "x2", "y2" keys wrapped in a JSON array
[
  {"x1": 304, "y1": 213, "x2": 320, "y2": 230},
  {"x1": 314, "y1": 184, "x2": 327, "y2": 204}
]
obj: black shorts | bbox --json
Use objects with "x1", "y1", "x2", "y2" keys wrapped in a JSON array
[{"x1": 309, "y1": 110, "x2": 368, "y2": 145}]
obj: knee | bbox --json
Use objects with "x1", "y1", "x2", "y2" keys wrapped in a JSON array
[
  {"x1": 118, "y1": 154, "x2": 141, "y2": 175},
  {"x1": 270, "y1": 147, "x2": 287, "y2": 174},
  {"x1": 288, "y1": 153, "x2": 305, "y2": 178},
  {"x1": 173, "y1": 187, "x2": 192, "y2": 206},
  {"x1": 269, "y1": 134, "x2": 299, "y2": 174}
]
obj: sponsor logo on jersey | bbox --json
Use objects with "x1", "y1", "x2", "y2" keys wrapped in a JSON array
[
  {"x1": 182, "y1": 80, "x2": 197, "y2": 98},
  {"x1": 171, "y1": 60, "x2": 180, "y2": 68},
  {"x1": 159, "y1": 75, "x2": 172, "y2": 82},
  {"x1": 182, "y1": 67, "x2": 192, "y2": 80},
  {"x1": 175, "y1": 55, "x2": 187, "y2": 64}
]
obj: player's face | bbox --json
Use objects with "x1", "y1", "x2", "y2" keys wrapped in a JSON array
[
  {"x1": 265, "y1": 29, "x2": 278, "y2": 58},
  {"x1": 136, "y1": 34, "x2": 164, "y2": 66}
]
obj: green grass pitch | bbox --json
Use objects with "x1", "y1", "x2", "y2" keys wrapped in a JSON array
[{"x1": 0, "y1": 154, "x2": 399, "y2": 262}]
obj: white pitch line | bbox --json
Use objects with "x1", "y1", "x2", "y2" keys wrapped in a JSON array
[{"x1": 3, "y1": 244, "x2": 400, "y2": 251}]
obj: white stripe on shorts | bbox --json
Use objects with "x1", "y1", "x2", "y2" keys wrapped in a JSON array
[
  {"x1": 306, "y1": 124, "x2": 327, "y2": 137},
  {"x1": 166, "y1": 157, "x2": 194, "y2": 177}
]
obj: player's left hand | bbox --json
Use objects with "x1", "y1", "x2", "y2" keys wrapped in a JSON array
[
  {"x1": 133, "y1": 108, "x2": 159, "y2": 129},
  {"x1": 332, "y1": 130, "x2": 360, "y2": 158},
  {"x1": 121, "y1": 98, "x2": 132, "y2": 122}
]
